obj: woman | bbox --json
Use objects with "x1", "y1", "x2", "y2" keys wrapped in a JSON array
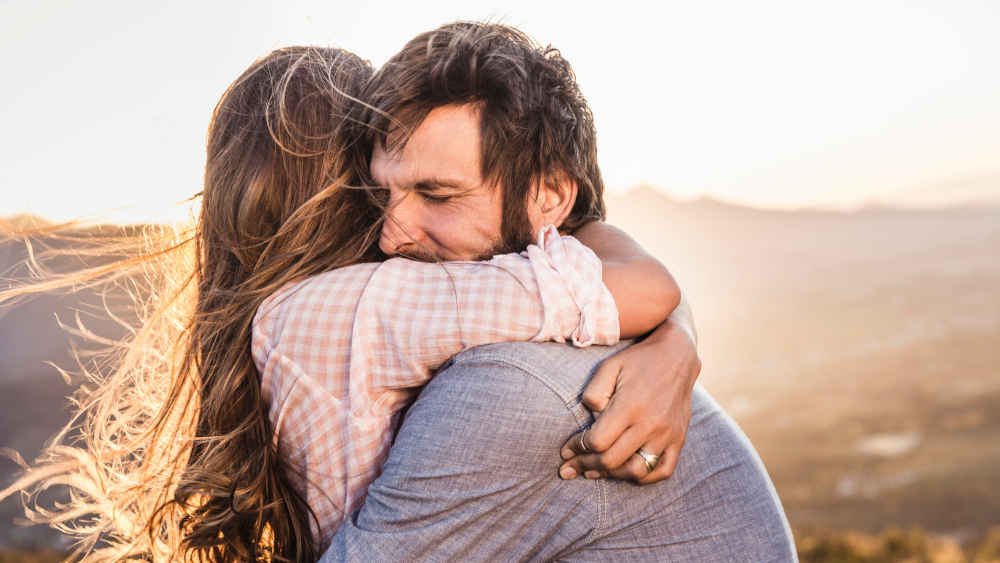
[{"x1": 1, "y1": 46, "x2": 678, "y2": 561}]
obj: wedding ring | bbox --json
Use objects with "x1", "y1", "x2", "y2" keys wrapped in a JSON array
[
  {"x1": 635, "y1": 448, "x2": 660, "y2": 473},
  {"x1": 578, "y1": 429, "x2": 590, "y2": 453}
]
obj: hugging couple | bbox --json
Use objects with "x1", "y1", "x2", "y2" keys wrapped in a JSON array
[{"x1": 4, "y1": 20, "x2": 795, "y2": 562}]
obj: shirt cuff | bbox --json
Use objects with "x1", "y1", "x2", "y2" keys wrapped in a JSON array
[{"x1": 525, "y1": 225, "x2": 620, "y2": 347}]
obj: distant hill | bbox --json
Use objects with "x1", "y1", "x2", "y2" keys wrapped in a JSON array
[
  {"x1": 0, "y1": 214, "x2": 54, "y2": 230},
  {"x1": 604, "y1": 184, "x2": 1000, "y2": 318},
  {"x1": 876, "y1": 171, "x2": 1000, "y2": 208}
]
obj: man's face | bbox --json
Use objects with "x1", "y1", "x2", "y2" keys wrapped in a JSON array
[{"x1": 371, "y1": 104, "x2": 507, "y2": 261}]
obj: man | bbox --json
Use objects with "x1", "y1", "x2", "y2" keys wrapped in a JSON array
[{"x1": 323, "y1": 22, "x2": 796, "y2": 561}]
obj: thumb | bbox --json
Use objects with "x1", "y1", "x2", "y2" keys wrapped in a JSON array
[{"x1": 581, "y1": 357, "x2": 622, "y2": 413}]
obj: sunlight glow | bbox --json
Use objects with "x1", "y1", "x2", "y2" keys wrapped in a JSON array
[{"x1": 2, "y1": 0, "x2": 998, "y2": 222}]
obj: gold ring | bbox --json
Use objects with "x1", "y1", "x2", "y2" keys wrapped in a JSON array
[{"x1": 635, "y1": 448, "x2": 660, "y2": 473}]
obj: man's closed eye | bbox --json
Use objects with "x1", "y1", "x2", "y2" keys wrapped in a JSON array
[{"x1": 419, "y1": 192, "x2": 453, "y2": 204}]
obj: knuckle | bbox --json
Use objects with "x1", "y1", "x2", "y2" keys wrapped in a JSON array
[
  {"x1": 645, "y1": 420, "x2": 666, "y2": 435},
  {"x1": 640, "y1": 424, "x2": 663, "y2": 442},
  {"x1": 581, "y1": 391, "x2": 604, "y2": 410},
  {"x1": 661, "y1": 461, "x2": 676, "y2": 477},
  {"x1": 625, "y1": 401, "x2": 646, "y2": 419},
  {"x1": 631, "y1": 457, "x2": 649, "y2": 478},
  {"x1": 657, "y1": 426, "x2": 675, "y2": 442},
  {"x1": 628, "y1": 460, "x2": 649, "y2": 481},
  {"x1": 589, "y1": 431, "x2": 613, "y2": 452}
]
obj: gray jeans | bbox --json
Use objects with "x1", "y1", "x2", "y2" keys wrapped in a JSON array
[{"x1": 323, "y1": 342, "x2": 797, "y2": 562}]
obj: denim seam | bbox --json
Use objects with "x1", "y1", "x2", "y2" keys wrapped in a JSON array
[
  {"x1": 452, "y1": 352, "x2": 606, "y2": 540},
  {"x1": 451, "y1": 352, "x2": 579, "y2": 408}
]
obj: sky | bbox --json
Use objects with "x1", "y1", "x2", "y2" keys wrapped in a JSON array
[{"x1": 1, "y1": 0, "x2": 998, "y2": 222}]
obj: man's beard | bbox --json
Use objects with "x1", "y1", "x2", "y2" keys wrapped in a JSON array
[
  {"x1": 397, "y1": 239, "x2": 513, "y2": 263},
  {"x1": 470, "y1": 221, "x2": 536, "y2": 261},
  {"x1": 395, "y1": 227, "x2": 534, "y2": 263},
  {"x1": 488, "y1": 215, "x2": 538, "y2": 260},
  {"x1": 470, "y1": 238, "x2": 519, "y2": 262}
]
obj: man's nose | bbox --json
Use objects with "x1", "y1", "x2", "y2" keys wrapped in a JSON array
[{"x1": 379, "y1": 190, "x2": 424, "y2": 256}]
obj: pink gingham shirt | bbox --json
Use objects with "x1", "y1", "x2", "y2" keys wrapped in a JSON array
[{"x1": 251, "y1": 226, "x2": 620, "y2": 546}]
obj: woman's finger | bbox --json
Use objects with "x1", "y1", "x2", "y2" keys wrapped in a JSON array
[
  {"x1": 560, "y1": 427, "x2": 592, "y2": 460},
  {"x1": 605, "y1": 450, "x2": 656, "y2": 481},
  {"x1": 587, "y1": 424, "x2": 647, "y2": 472},
  {"x1": 580, "y1": 356, "x2": 622, "y2": 413},
  {"x1": 560, "y1": 424, "x2": 649, "y2": 480},
  {"x1": 605, "y1": 428, "x2": 672, "y2": 481},
  {"x1": 560, "y1": 395, "x2": 632, "y2": 460},
  {"x1": 637, "y1": 444, "x2": 682, "y2": 485}
]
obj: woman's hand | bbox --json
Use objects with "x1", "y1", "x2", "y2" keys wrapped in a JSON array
[{"x1": 558, "y1": 317, "x2": 701, "y2": 483}]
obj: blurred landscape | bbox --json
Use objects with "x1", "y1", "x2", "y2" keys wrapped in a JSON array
[{"x1": 2, "y1": 187, "x2": 999, "y2": 560}]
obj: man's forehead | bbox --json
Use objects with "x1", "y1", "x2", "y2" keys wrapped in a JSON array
[
  {"x1": 382, "y1": 102, "x2": 483, "y2": 148},
  {"x1": 371, "y1": 104, "x2": 485, "y2": 188},
  {"x1": 370, "y1": 144, "x2": 468, "y2": 188}
]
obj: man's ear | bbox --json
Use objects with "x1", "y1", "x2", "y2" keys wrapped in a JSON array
[{"x1": 531, "y1": 172, "x2": 578, "y2": 230}]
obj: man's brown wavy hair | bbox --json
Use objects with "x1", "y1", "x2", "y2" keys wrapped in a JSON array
[
  {"x1": 0, "y1": 46, "x2": 381, "y2": 561},
  {"x1": 357, "y1": 21, "x2": 606, "y2": 252}
]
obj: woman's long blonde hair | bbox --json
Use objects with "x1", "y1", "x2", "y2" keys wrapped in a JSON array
[{"x1": 0, "y1": 46, "x2": 382, "y2": 561}]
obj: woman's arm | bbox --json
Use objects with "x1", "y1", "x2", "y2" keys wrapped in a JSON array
[
  {"x1": 572, "y1": 221, "x2": 681, "y2": 339},
  {"x1": 555, "y1": 221, "x2": 701, "y2": 485},
  {"x1": 348, "y1": 226, "x2": 621, "y2": 392}
]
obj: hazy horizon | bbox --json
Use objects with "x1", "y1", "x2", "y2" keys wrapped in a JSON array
[{"x1": 5, "y1": 177, "x2": 1000, "y2": 230}]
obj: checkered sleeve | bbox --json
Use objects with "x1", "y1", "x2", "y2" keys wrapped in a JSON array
[{"x1": 353, "y1": 225, "x2": 620, "y2": 401}]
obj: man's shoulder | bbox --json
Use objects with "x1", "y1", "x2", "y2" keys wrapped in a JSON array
[
  {"x1": 452, "y1": 341, "x2": 632, "y2": 372},
  {"x1": 445, "y1": 341, "x2": 631, "y2": 401}
]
